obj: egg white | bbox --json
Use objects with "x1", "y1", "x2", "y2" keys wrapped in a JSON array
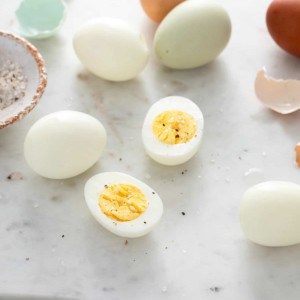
[
  {"x1": 73, "y1": 18, "x2": 149, "y2": 82},
  {"x1": 142, "y1": 96, "x2": 204, "y2": 166},
  {"x1": 84, "y1": 172, "x2": 163, "y2": 238},
  {"x1": 24, "y1": 110, "x2": 107, "y2": 179}
]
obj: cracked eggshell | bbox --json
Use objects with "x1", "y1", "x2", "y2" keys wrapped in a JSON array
[
  {"x1": 16, "y1": 0, "x2": 67, "y2": 39},
  {"x1": 154, "y1": 1, "x2": 231, "y2": 69},
  {"x1": 255, "y1": 68, "x2": 300, "y2": 114}
]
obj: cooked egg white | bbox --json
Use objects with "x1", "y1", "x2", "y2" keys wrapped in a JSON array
[
  {"x1": 240, "y1": 181, "x2": 300, "y2": 247},
  {"x1": 24, "y1": 111, "x2": 106, "y2": 179},
  {"x1": 73, "y1": 18, "x2": 149, "y2": 82},
  {"x1": 142, "y1": 96, "x2": 204, "y2": 166},
  {"x1": 84, "y1": 172, "x2": 163, "y2": 238}
]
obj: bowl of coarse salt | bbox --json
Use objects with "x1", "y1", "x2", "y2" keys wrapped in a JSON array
[{"x1": 0, "y1": 31, "x2": 47, "y2": 129}]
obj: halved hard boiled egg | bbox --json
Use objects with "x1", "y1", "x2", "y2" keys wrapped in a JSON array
[
  {"x1": 84, "y1": 172, "x2": 163, "y2": 238},
  {"x1": 142, "y1": 96, "x2": 204, "y2": 166}
]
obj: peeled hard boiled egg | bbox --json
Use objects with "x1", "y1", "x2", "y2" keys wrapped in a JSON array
[
  {"x1": 73, "y1": 18, "x2": 149, "y2": 82},
  {"x1": 154, "y1": 1, "x2": 231, "y2": 69},
  {"x1": 84, "y1": 172, "x2": 163, "y2": 238},
  {"x1": 142, "y1": 96, "x2": 204, "y2": 166},
  {"x1": 24, "y1": 111, "x2": 106, "y2": 179},
  {"x1": 240, "y1": 181, "x2": 300, "y2": 247}
]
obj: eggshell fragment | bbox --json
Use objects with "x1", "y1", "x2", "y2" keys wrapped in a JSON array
[
  {"x1": 295, "y1": 143, "x2": 300, "y2": 167},
  {"x1": 255, "y1": 68, "x2": 300, "y2": 114},
  {"x1": 15, "y1": 0, "x2": 66, "y2": 39},
  {"x1": 240, "y1": 181, "x2": 300, "y2": 247},
  {"x1": 140, "y1": 0, "x2": 186, "y2": 23}
]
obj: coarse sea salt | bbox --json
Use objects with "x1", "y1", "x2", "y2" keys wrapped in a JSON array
[{"x1": 0, "y1": 59, "x2": 27, "y2": 110}]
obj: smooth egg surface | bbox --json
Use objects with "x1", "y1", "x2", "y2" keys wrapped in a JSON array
[
  {"x1": 154, "y1": 1, "x2": 231, "y2": 69},
  {"x1": 267, "y1": 0, "x2": 300, "y2": 57},
  {"x1": 24, "y1": 111, "x2": 106, "y2": 179},
  {"x1": 84, "y1": 172, "x2": 163, "y2": 238},
  {"x1": 240, "y1": 181, "x2": 300, "y2": 247},
  {"x1": 140, "y1": 0, "x2": 186, "y2": 23},
  {"x1": 73, "y1": 18, "x2": 149, "y2": 81},
  {"x1": 142, "y1": 96, "x2": 204, "y2": 166}
]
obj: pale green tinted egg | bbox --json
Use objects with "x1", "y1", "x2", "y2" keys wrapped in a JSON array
[
  {"x1": 16, "y1": 0, "x2": 66, "y2": 39},
  {"x1": 154, "y1": 1, "x2": 231, "y2": 69}
]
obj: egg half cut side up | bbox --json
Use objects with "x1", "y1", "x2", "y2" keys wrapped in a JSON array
[
  {"x1": 142, "y1": 96, "x2": 204, "y2": 166},
  {"x1": 84, "y1": 172, "x2": 163, "y2": 238}
]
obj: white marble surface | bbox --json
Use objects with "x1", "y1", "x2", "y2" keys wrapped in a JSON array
[{"x1": 1, "y1": 0, "x2": 300, "y2": 299}]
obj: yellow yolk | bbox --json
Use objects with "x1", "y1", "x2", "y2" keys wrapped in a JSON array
[
  {"x1": 98, "y1": 184, "x2": 148, "y2": 222},
  {"x1": 152, "y1": 110, "x2": 196, "y2": 144}
]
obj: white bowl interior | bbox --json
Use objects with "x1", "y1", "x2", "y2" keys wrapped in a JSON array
[{"x1": 0, "y1": 34, "x2": 41, "y2": 125}]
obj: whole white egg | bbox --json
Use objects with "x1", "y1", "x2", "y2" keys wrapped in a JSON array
[
  {"x1": 142, "y1": 96, "x2": 204, "y2": 166},
  {"x1": 84, "y1": 172, "x2": 163, "y2": 238},
  {"x1": 240, "y1": 181, "x2": 300, "y2": 247},
  {"x1": 154, "y1": 1, "x2": 231, "y2": 69},
  {"x1": 24, "y1": 111, "x2": 106, "y2": 179},
  {"x1": 73, "y1": 18, "x2": 149, "y2": 82}
]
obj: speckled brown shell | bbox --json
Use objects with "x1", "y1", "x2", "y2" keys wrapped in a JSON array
[{"x1": 0, "y1": 31, "x2": 47, "y2": 129}]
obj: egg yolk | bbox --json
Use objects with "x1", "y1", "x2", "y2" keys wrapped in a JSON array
[
  {"x1": 152, "y1": 110, "x2": 196, "y2": 144},
  {"x1": 98, "y1": 184, "x2": 148, "y2": 222}
]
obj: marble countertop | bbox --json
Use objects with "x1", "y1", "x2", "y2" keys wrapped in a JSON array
[{"x1": 1, "y1": 0, "x2": 300, "y2": 299}]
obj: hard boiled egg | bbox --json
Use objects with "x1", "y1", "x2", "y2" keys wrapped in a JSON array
[
  {"x1": 142, "y1": 96, "x2": 204, "y2": 166},
  {"x1": 240, "y1": 181, "x2": 300, "y2": 247},
  {"x1": 24, "y1": 111, "x2": 106, "y2": 179},
  {"x1": 84, "y1": 172, "x2": 163, "y2": 238},
  {"x1": 154, "y1": 1, "x2": 231, "y2": 69},
  {"x1": 73, "y1": 18, "x2": 149, "y2": 82}
]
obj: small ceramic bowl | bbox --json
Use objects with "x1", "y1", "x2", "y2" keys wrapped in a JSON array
[
  {"x1": 0, "y1": 31, "x2": 47, "y2": 129},
  {"x1": 16, "y1": 0, "x2": 67, "y2": 39}
]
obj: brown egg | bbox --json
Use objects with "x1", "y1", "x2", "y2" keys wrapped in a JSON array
[
  {"x1": 140, "y1": 0, "x2": 185, "y2": 23},
  {"x1": 266, "y1": 0, "x2": 300, "y2": 57}
]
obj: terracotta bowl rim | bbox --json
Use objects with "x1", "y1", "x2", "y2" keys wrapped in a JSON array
[{"x1": 0, "y1": 31, "x2": 47, "y2": 129}]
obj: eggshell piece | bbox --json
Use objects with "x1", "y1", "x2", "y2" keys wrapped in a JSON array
[
  {"x1": 266, "y1": 0, "x2": 300, "y2": 57},
  {"x1": 255, "y1": 68, "x2": 300, "y2": 114},
  {"x1": 240, "y1": 181, "x2": 300, "y2": 247},
  {"x1": 154, "y1": 1, "x2": 231, "y2": 69},
  {"x1": 73, "y1": 18, "x2": 149, "y2": 82},
  {"x1": 15, "y1": 0, "x2": 66, "y2": 39},
  {"x1": 140, "y1": 0, "x2": 186, "y2": 23},
  {"x1": 24, "y1": 111, "x2": 107, "y2": 179},
  {"x1": 295, "y1": 143, "x2": 300, "y2": 167}
]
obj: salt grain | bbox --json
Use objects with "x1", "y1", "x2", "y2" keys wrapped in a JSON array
[{"x1": 0, "y1": 60, "x2": 27, "y2": 110}]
